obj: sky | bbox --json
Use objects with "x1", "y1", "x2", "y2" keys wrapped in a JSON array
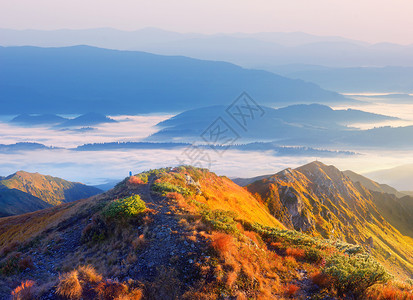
[{"x1": 1, "y1": 0, "x2": 413, "y2": 44}]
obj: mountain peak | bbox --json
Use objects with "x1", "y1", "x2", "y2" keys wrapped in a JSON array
[
  {"x1": 298, "y1": 160, "x2": 328, "y2": 169},
  {"x1": 296, "y1": 161, "x2": 342, "y2": 178}
]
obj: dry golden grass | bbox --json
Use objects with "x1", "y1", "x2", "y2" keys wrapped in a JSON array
[
  {"x1": 285, "y1": 247, "x2": 306, "y2": 260},
  {"x1": 0, "y1": 194, "x2": 103, "y2": 250},
  {"x1": 56, "y1": 270, "x2": 82, "y2": 299},
  {"x1": 366, "y1": 282, "x2": 413, "y2": 300},
  {"x1": 226, "y1": 271, "x2": 238, "y2": 288},
  {"x1": 56, "y1": 266, "x2": 143, "y2": 300},
  {"x1": 95, "y1": 280, "x2": 128, "y2": 299},
  {"x1": 11, "y1": 280, "x2": 36, "y2": 300},
  {"x1": 203, "y1": 228, "x2": 290, "y2": 298},
  {"x1": 285, "y1": 284, "x2": 300, "y2": 297},
  {"x1": 77, "y1": 265, "x2": 103, "y2": 283},
  {"x1": 310, "y1": 271, "x2": 334, "y2": 289},
  {"x1": 211, "y1": 232, "x2": 233, "y2": 254}
]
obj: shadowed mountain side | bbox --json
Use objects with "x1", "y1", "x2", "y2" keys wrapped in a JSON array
[
  {"x1": 0, "y1": 187, "x2": 51, "y2": 217},
  {"x1": 0, "y1": 46, "x2": 347, "y2": 114},
  {"x1": 358, "y1": 190, "x2": 413, "y2": 238}
]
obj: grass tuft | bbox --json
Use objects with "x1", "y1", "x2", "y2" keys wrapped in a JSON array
[
  {"x1": 56, "y1": 270, "x2": 82, "y2": 299},
  {"x1": 11, "y1": 280, "x2": 36, "y2": 300}
]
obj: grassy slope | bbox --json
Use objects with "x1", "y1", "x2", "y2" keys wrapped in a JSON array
[
  {"x1": 155, "y1": 166, "x2": 284, "y2": 229},
  {"x1": 0, "y1": 195, "x2": 99, "y2": 250}
]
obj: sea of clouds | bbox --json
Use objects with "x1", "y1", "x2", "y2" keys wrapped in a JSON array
[{"x1": 1, "y1": 99, "x2": 413, "y2": 190}]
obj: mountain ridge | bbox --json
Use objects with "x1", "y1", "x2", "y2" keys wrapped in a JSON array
[
  {"x1": 0, "y1": 45, "x2": 347, "y2": 114},
  {"x1": 1, "y1": 28, "x2": 413, "y2": 67},
  {"x1": 148, "y1": 103, "x2": 407, "y2": 147}
]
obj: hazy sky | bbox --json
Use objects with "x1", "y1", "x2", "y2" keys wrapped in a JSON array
[{"x1": 1, "y1": 0, "x2": 413, "y2": 44}]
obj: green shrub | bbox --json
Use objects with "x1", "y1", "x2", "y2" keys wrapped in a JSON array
[
  {"x1": 202, "y1": 209, "x2": 239, "y2": 234},
  {"x1": 305, "y1": 247, "x2": 323, "y2": 263},
  {"x1": 242, "y1": 222, "x2": 391, "y2": 296},
  {"x1": 102, "y1": 195, "x2": 146, "y2": 220},
  {"x1": 152, "y1": 182, "x2": 192, "y2": 196},
  {"x1": 245, "y1": 222, "x2": 321, "y2": 248},
  {"x1": 322, "y1": 253, "x2": 391, "y2": 295}
]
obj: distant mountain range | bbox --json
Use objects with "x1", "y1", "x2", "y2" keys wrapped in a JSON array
[
  {"x1": 11, "y1": 114, "x2": 68, "y2": 125},
  {"x1": 1, "y1": 28, "x2": 413, "y2": 68},
  {"x1": 269, "y1": 65, "x2": 413, "y2": 93},
  {"x1": 10, "y1": 112, "x2": 116, "y2": 127},
  {"x1": 365, "y1": 164, "x2": 413, "y2": 191},
  {"x1": 0, "y1": 141, "x2": 355, "y2": 157},
  {"x1": 0, "y1": 171, "x2": 102, "y2": 217},
  {"x1": 56, "y1": 112, "x2": 116, "y2": 127},
  {"x1": 74, "y1": 141, "x2": 355, "y2": 157},
  {"x1": 0, "y1": 142, "x2": 57, "y2": 152},
  {"x1": 0, "y1": 45, "x2": 347, "y2": 114},
  {"x1": 148, "y1": 104, "x2": 407, "y2": 147}
]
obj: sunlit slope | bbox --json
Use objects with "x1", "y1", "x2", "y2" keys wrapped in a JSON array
[
  {"x1": 152, "y1": 166, "x2": 285, "y2": 229},
  {"x1": 246, "y1": 161, "x2": 413, "y2": 279}
]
